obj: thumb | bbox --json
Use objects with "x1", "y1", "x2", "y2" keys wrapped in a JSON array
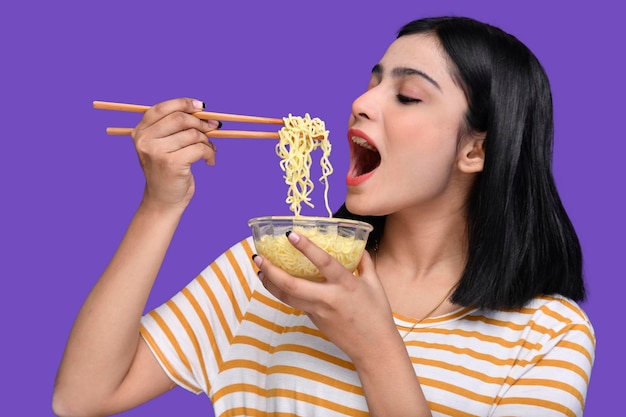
[{"x1": 355, "y1": 249, "x2": 378, "y2": 279}]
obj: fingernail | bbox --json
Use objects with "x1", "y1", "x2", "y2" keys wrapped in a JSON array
[
  {"x1": 257, "y1": 270, "x2": 264, "y2": 281},
  {"x1": 192, "y1": 100, "x2": 205, "y2": 109},
  {"x1": 217, "y1": 120, "x2": 223, "y2": 129},
  {"x1": 252, "y1": 254, "x2": 262, "y2": 267},
  {"x1": 207, "y1": 120, "x2": 220, "y2": 129},
  {"x1": 286, "y1": 231, "x2": 300, "y2": 244}
]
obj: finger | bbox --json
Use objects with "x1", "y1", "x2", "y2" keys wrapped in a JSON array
[
  {"x1": 138, "y1": 98, "x2": 206, "y2": 128},
  {"x1": 170, "y1": 140, "x2": 217, "y2": 167},
  {"x1": 136, "y1": 110, "x2": 219, "y2": 141},
  {"x1": 253, "y1": 254, "x2": 320, "y2": 309},
  {"x1": 258, "y1": 270, "x2": 289, "y2": 303},
  {"x1": 159, "y1": 128, "x2": 217, "y2": 154},
  {"x1": 285, "y1": 231, "x2": 350, "y2": 282},
  {"x1": 354, "y1": 249, "x2": 376, "y2": 279},
  {"x1": 135, "y1": 125, "x2": 217, "y2": 166}
]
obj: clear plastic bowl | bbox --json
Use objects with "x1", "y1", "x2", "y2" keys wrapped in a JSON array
[{"x1": 248, "y1": 216, "x2": 374, "y2": 281}]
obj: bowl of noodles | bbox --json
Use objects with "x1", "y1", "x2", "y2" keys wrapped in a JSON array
[{"x1": 248, "y1": 216, "x2": 374, "y2": 281}]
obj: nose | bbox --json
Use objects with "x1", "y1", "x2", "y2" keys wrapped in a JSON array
[{"x1": 350, "y1": 86, "x2": 379, "y2": 122}]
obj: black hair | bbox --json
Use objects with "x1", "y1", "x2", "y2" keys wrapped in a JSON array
[{"x1": 334, "y1": 16, "x2": 585, "y2": 309}]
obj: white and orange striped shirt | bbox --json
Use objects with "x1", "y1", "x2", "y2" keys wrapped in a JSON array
[{"x1": 140, "y1": 237, "x2": 595, "y2": 417}]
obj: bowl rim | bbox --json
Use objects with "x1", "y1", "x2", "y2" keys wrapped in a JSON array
[{"x1": 247, "y1": 215, "x2": 374, "y2": 231}]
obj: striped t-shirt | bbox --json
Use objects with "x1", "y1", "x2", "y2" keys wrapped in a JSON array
[{"x1": 140, "y1": 237, "x2": 595, "y2": 417}]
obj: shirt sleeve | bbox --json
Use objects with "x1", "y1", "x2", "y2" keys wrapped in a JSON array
[
  {"x1": 490, "y1": 298, "x2": 596, "y2": 417},
  {"x1": 139, "y1": 237, "x2": 260, "y2": 395}
]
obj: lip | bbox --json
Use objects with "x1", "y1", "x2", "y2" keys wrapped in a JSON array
[
  {"x1": 346, "y1": 167, "x2": 376, "y2": 186},
  {"x1": 348, "y1": 128, "x2": 376, "y2": 149},
  {"x1": 346, "y1": 128, "x2": 378, "y2": 187}
]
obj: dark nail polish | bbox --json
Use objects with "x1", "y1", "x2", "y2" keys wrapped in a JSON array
[
  {"x1": 286, "y1": 231, "x2": 292, "y2": 238},
  {"x1": 217, "y1": 120, "x2": 223, "y2": 129},
  {"x1": 252, "y1": 254, "x2": 257, "y2": 260}
]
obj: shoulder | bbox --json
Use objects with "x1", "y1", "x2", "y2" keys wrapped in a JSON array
[
  {"x1": 216, "y1": 236, "x2": 256, "y2": 262},
  {"x1": 529, "y1": 295, "x2": 595, "y2": 345},
  {"x1": 186, "y1": 236, "x2": 261, "y2": 304},
  {"x1": 475, "y1": 295, "x2": 591, "y2": 325},
  {"x1": 522, "y1": 295, "x2": 593, "y2": 329},
  {"x1": 200, "y1": 236, "x2": 258, "y2": 277},
  {"x1": 472, "y1": 295, "x2": 595, "y2": 350}
]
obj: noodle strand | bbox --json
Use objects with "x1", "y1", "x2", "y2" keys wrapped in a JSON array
[{"x1": 277, "y1": 114, "x2": 333, "y2": 216}]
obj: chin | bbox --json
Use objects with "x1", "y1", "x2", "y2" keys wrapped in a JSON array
[
  {"x1": 344, "y1": 196, "x2": 364, "y2": 215},
  {"x1": 345, "y1": 195, "x2": 384, "y2": 217}
]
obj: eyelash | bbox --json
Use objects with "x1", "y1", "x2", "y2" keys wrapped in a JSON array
[{"x1": 397, "y1": 94, "x2": 421, "y2": 104}]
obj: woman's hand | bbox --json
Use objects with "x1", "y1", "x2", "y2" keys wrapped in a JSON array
[
  {"x1": 132, "y1": 97, "x2": 220, "y2": 211},
  {"x1": 254, "y1": 231, "x2": 399, "y2": 364}
]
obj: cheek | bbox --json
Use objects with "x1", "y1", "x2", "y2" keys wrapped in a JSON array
[
  {"x1": 390, "y1": 129, "x2": 459, "y2": 190},
  {"x1": 391, "y1": 119, "x2": 459, "y2": 165},
  {"x1": 399, "y1": 150, "x2": 456, "y2": 188}
]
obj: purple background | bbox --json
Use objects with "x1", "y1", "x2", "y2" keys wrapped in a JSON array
[{"x1": 1, "y1": 1, "x2": 623, "y2": 415}]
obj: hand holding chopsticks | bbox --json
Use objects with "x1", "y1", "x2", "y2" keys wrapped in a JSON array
[{"x1": 93, "y1": 100, "x2": 282, "y2": 139}]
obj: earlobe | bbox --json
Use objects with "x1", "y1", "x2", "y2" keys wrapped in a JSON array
[{"x1": 458, "y1": 133, "x2": 486, "y2": 174}]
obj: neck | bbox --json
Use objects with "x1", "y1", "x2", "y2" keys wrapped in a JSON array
[{"x1": 376, "y1": 208, "x2": 468, "y2": 283}]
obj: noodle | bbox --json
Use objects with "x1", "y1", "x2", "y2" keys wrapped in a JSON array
[{"x1": 277, "y1": 114, "x2": 333, "y2": 216}]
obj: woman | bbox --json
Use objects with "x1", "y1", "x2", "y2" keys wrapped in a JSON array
[{"x1": 53, "y1": 16, "x2": 595, "y2": 417}]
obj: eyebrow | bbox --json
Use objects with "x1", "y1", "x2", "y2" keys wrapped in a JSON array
[{"x1": 371, "y1": 63, "x2": 442, "y2": 91}]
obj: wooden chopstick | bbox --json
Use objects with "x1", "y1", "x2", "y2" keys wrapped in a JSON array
[
  {"x1": 105, "y1": 127, "x2": 280, "y2": 139},
  {"x1": 93, "y1": 100, "x2": 285, "y2": 125}
]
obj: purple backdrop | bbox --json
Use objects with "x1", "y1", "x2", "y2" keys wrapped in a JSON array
[{"x1": 1, "y1": 1, "x2": 623, "y2": 415}]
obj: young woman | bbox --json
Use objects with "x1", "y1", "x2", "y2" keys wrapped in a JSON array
[{"x1": 53, "y1": 16, "x2": 595, "y2": 417}]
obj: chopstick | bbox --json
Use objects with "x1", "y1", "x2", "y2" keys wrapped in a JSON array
[
  {"x1": 94, "y1": 100, "x2": 283, "y2": 139},
  {"x1": 105, "y1": 127, "x2": 280, "y2": 139},
  {"x1": 93, "y1": 100, "x2": 285, "y2": 124}
]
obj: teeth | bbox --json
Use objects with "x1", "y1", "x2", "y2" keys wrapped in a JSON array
[{"x1": 351, "y1": 136, "x2": 376, "y2": 151}]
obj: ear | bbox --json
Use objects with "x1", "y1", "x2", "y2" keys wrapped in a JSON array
[{"x1": 457, "y1": 132, "x2": 486, "y2": 174}]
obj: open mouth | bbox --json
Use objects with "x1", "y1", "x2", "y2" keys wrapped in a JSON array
[{"x1": 350, "y1": 135, "x2": 381, "y2": 177}]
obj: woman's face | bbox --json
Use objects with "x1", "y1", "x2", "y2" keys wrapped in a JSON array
[{"x1": 345, "y1": 34, "x2": 475, "y2": 217}]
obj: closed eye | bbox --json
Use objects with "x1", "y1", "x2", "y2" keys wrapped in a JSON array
[{"x1": 397, "y1": 94, "x2": 421, "y2": 104}]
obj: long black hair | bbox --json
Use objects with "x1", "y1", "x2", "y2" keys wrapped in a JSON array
[{"x1": 334, "y1": 16, "x2": 586, "y2": 309}]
